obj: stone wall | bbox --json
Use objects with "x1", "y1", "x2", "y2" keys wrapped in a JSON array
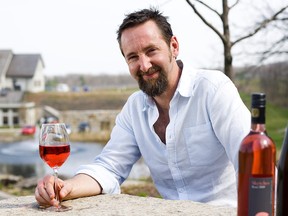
[{"x1": 60, "y1": 109, "x2": 119, "y2": 141}]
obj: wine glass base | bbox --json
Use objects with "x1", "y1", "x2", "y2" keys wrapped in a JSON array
[{"x1": 39, "y1": 204, "x2": 72, "y2": 212}]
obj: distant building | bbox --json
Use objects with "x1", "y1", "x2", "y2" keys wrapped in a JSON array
[
  {"x1": 0, "y1": 91, "x2": 36, "y2": 127},
  {"x1": 0, "y1": 50, "x2": 45, "y2": 128},
  {"x1": 0, "y1": 50, "x2": 45, "y2": 93}
]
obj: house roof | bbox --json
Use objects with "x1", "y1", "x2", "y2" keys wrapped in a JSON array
[
  {"x1": 0, "y1": 50, "x2": 13, "y2": 77},
  {"x1": 6, "y1": 54, "x2": 44, "y2": 78}
]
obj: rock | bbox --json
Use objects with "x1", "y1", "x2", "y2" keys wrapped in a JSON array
[
  {"x1": 0, "y1": 174, "x2": 23, "y2": 186},
  {"x1": 15, "y1": 177, "x2": 38, "y2": 189},
  {"x1": 0, "y1": 191, "x2": 14, "y2": 200},
  {"x1": 0, "y1": 194, "x2": 236, "y2": 215}
]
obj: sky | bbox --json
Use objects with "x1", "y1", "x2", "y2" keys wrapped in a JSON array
[{"x1": 0, "y1": 0, "x2": 286, "y2": 76}]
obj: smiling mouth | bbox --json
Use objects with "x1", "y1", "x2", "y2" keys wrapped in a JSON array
[
  {"x1": 142, "y1": 70, "x2": 159, "y2": 80},
  {"x1": 144, "y1": 72, "x2": 156, "y2": 78}
]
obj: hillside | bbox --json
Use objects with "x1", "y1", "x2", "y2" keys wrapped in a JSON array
[{"x1": 23, "y1": 89, "x2": 136, "y2": 111}]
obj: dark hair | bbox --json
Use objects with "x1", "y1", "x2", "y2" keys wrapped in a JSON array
[{"x1": 117, "y1": 8, "x2": 173, "y2": 51}]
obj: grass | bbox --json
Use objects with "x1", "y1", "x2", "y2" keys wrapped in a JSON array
[
  {"x1": 0, "y1": 183, "x2": 33, "y2": 196},
  {"x1": 23, "y1": 89, "x2": 137, "y2": 111},
  {"x1": 120, "y1": 179, "x2": 161, "y2": 198}
]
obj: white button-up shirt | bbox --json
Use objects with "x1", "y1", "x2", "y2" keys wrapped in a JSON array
[{"x1": 76, "y1": 63, "x2": 251, "y2": 207}]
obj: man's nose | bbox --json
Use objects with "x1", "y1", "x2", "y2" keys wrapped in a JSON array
[{"x1": 139, "y1": 55, "x2": 152, "y2": 72}]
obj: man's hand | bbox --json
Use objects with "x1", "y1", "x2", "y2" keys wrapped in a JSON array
[
  {"x1": 35, "y1": 175, "x2": 72, "y2": 207},
  {"x1": 35, "y1": 173, "x2": 102, "y2": 207}
]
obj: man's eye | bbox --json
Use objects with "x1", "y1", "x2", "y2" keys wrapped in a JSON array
[
  {"x1": 147, "y1": 48, "x2": 157, "y2": 55},
  {"x1": 127, "y1": 56, "x2": 137, "y2": 62}
]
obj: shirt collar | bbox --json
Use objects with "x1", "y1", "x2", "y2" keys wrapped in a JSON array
[
  {"x1": 142, "y1": 94, "x2": 154, "y2": 111},
  {"x1": 176, "y1": 61, "x2": 197, "y2": 97}
]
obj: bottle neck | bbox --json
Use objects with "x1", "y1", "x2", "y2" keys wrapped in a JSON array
[
  {"x1": 251, "y1": 123, "x2": 266, "y2": 133},
  {"x1": 251, "y1": 106, "x2": 266, "y2": 132}
]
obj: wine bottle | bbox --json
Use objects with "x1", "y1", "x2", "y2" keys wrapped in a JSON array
[
  {"x1": 238, "y1": 93, "x2": 276, "y2": 216},
  {"x1": 276, "y1": 127, "x2": 288, "y2": 216}
]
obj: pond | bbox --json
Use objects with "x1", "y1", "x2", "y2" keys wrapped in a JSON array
[{"x1": 0, "y1": 133, "x2": 150, "y2": 180}]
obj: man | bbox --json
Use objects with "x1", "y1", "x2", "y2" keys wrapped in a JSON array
[{"x1": 35, "y1": 8, "x2": 250, "y2": 207}]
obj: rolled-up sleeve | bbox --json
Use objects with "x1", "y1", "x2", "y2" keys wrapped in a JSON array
[{"x1": 76, "y1": 164, "x2": 121, "y2": 194}]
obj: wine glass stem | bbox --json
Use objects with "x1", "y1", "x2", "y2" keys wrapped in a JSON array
[{"x1": 53, "y1": 168, "x2": 60, "y2": 206}]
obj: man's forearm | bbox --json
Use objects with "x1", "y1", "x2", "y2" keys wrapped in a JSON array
[{"x1": 64, "y1": 173, "x2": 102, "y2": 200}]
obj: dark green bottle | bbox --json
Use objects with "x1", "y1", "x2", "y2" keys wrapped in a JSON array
[{"x1": 277, "y1": 127, "x2": 288, "y2": 216}]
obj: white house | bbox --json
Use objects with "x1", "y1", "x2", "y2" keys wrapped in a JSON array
[
  {"x1": 0, "y1": 50, "x2": 45, "y2": 93},
  {"x1": 0, "y1": 50, "x2": 45, "y2": 127}
]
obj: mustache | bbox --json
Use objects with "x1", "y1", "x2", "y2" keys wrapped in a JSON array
[{"x1": 137, "y1": 65, "x2": 161, "y2": 77}]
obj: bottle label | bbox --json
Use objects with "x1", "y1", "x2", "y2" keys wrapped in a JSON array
[{"x1": 248, "y1": 177, "x2": 272, "y2": 215}]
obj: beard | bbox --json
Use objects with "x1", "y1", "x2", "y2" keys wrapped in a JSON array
[{"x1": 136, "y1": 65, "x2": 168, "y2": 97}]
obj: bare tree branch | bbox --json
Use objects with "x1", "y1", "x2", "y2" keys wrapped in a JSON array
[
  {"x1": 185, "y1": 0, "x2": 225, "y2": 43},
  {"x1": 232, "y1": 5, "x2": 288, "y2": 46},
  {"x1": 259, "y1": 34, "x2": 288, "y2": 60},
  {"x1": 185, "y1": 0, "x2": 288, "y2": 80},
  {"x1": 194, "y1": 0, "x2": 221, "y2": 17},
  {"x1": 229, "y1": 0, "x2": 240, "y2": 10}
]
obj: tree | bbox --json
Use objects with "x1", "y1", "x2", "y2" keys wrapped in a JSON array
[
  {"x1": 185, "y1": 0, "x2": 288, "y2": 81},
  {"x1": 258, "y1": 8, "x2": 288, "y2": 62}
]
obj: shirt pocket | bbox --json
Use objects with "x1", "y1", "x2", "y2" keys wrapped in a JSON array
[{"x1": 183, "y1": 122, "x2": 224, "y2": 167}]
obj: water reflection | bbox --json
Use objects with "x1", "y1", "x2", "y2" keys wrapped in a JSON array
[{"x1": 0, "y1": 134, "x2": 150, "y2": 180}]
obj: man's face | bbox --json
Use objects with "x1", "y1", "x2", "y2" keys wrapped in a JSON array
[{"x1": 120, "y1": 20, "x2": 178, "y2": 97}]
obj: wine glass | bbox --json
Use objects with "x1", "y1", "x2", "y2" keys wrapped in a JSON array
[{"x1": 39, "y1": 123, "x2": 72, "y2": 211}]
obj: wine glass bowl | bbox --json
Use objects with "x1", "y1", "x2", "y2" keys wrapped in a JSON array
[{"x1": 39, "y1": 123, "x2": 72, "y2": 211}]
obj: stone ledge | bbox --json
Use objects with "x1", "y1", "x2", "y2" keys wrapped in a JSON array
[{"x1": 0, "y1": 194, "x2": 236, "y2": 215}]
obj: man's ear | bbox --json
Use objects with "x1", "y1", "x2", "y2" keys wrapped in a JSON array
[{"x1": 170, "y1": 36, "x2": 179, "y2": 58}]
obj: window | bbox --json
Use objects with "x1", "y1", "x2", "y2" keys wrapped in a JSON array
[
  {"x1": 100, "y1": 121, "x2": 110, "y2": 131},
  {"x1": 3, "y1": 116, "x2": 8, "y2": 125},
  {"x1": 13, "y1": 116, "x2": 19, "y2": 125}
]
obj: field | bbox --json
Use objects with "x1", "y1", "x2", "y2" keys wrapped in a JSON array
[{"x1": 23, "y1": 88, "x2": 137, "y2": 111}]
